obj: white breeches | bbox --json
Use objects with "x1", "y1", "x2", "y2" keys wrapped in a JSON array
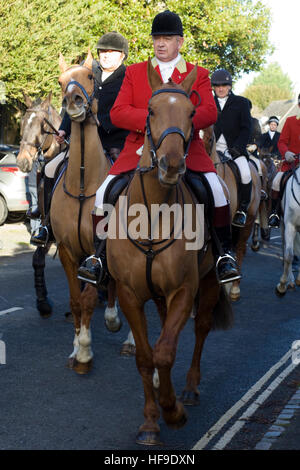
[
  {"x1": 44, "y1": 150, "x2": 69, "y2": 178},
  {"x1": 272, "y1": 172, "x2": 284, "y2": 192},
  {"x1": 234, "y1": 156, "x2": 252, "y2": 184},
  {"x1": 249, "y1": 155, "x2": 262, "y2": 176},
  {"x1": 93, "y1": 171, "x2": 228, "y2": 216}
]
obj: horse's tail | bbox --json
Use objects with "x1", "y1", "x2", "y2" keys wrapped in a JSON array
[{"x1": 211, "y1": 285, "x2": 234, "y2": 331}]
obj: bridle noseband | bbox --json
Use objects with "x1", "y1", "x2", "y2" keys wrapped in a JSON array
[{"x1": 140, "y1": 88, "x2": 196, "y2": 173}]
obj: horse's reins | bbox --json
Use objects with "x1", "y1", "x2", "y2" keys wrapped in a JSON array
[
  {"x1": 127, "y1": 87, "x2": 198, "y2": 298},
  {"x1": 60, "y1": 76, "x2": 99, "y2": 255},
  {"x1": 290, "y1": 157, "x2": 300, "y2": 206}
]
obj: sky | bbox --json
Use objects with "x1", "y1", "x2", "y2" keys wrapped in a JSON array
[{"x1": 234, "y1": 0, "x2": 300, "y2": 97}]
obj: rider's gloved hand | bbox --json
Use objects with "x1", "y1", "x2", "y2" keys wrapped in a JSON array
[
  {"x1": 285, "y1": 151, "x2": 296, "y2": 162},
  {"x1": 55, "y1": 130, "x2": 66, "y2": 145}
]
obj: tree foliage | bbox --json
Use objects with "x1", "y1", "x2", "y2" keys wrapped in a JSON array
[
  {"x1": 0, "y1": 0, "x2": 272, "y2": 111},
  {"x1": 243, "y1": 62, "x2": 293, "y2": 111}
]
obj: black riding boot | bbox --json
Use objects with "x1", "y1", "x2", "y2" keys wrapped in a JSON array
[
  {"x1": 77, "y1": 215, "x2": 110, "y2": 289},
  {"x1": 30, "y1": 176, "x2": 55, "y2": 246},
  {"x1": 213, "y1": 217, "x2": 241, "y2": 285},
  {"x1": 268, "y1": 190, "x2": 280, "y2": 228},
  {"x1": 232, "y1": 181, "x2": 252, "y2": 227}
]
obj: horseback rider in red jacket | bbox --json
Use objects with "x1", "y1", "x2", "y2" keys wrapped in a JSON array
[{"x1": 77, "y1": 10, "x2": 241, "y2": 288}]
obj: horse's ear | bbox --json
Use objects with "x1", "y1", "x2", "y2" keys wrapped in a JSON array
[
  {"x1": 59, "y1": 52, "x2": 68, "y2": 72},
  {"x1": 181, "y1": 65, "x2": 198, "y2": 95},
  {"x1": 83, "y1": 48, "x2": 93, "y2": 70},
  {"x1": 147, "y1": 57, "x2": 163, "y2": 91},
  {"x1": 41, "y1": 91, "x2": 52, "y2": 110},
  {"x1": 22, "y1": 91, "x2": 33, "y2": 108}
]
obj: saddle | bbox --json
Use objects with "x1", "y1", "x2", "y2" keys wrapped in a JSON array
[{"x1": 279, "y1": 170, "x2": 293, "y2": 199}]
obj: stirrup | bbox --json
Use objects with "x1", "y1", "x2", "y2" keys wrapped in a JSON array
[
  {"x1": 216, "y1": 254, "x2": 242, "y2": 285},
  {"x1": 30, "y1": 225, "x2": 50, "y2": 247},
  {"x1": 232, "y1": 210, "x2": 247, "y2": 227},
  {"x1": 268, "y1": 213, "x2": 280, "y2": 228},
  {"x1": 77, "y1": 255, "x2": 102, "y2": 285},
  {"x1": 260, "y1": 189, "x2": 268, "y2": 201}
]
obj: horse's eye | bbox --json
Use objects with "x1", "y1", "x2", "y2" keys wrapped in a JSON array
[
  {"x1": 190, "y1": 110, "x2": 195, "y2": 118},
  {"x1": 148, "y1": 108, "x2": 154, "y2": 116},
  {"x1": 88, "y1": 74, "x2": 93, "y2": 80}
]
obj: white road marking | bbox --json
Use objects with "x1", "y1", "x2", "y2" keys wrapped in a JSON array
[
  {"x1": 212, "y1": 361, "x2": 297, "y2": 450},
  {"x1": 192, "y1": 350, "x2": 292, "y2": 450},
  {"x1": 0, "y1": 307, "x2": 23, "y2": 317}
]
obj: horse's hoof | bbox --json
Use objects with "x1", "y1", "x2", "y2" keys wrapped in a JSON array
[
  {"x1": 37, "y1": 298, "x2": 52, "y2": 318},
  {"x1": 296, "y1": 279, "x2": 300, "y2": 287},
  {"x1": 104, "y1": 318, "x2": 122, "y2": 333},
  {"x1": 72, "y1": 358, "x2": 93, "y2": 375},
  {"x1": 120, "y1": 343, "x2": 136, "y2": 356},
  {"x1": 136, "y1": 431, "x2": 163, "y2": 446},
  {"x1": 287, "y1": 283, "x2": 296, "y2": 290},
  {"x1": 179, "y1": 390, "x2": 200, "y2": 406},
  {"x1": 251, "y1": 243, "x2": 260, "y2": 252},
  {"x1": 230, "y1": 293, "x2": 240, "y2": 302},
  {"x1": 275, "y1": 286, "x2": 286, "y2": 297},
  {"x1": 162, "y1": 402, "x2": 188, "y2": 430}
]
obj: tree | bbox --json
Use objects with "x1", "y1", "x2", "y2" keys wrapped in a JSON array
[
  {"x1": 0, "y1": 0, "x2": 272, "y2": 109},
  {"x1": 243, "y1": 62, "x2": 293, "y2": 110}
]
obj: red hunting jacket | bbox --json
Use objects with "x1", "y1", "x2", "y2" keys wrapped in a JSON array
[
  {"x1": 109, "y1": 57, "x2": 217, "y2": 175},
  {"x1": 278, "y1": 114, "x2": 300, "y2": 172}
]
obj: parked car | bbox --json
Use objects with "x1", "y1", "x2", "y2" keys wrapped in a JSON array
[{"x1": 0, "y1": 144, "x2": 29, "y2": 225}]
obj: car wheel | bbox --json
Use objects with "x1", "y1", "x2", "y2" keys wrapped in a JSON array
[
  {"x1": 7, "y1": 211, "x2": 27, "y2": 223},
  {"x1": 0, "y1": 196, "x2": 8, "y2": 225}
]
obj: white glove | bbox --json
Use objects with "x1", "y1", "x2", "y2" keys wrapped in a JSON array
[{"x1": 285, "y1": 151, "x2": 295, "y2": 162}]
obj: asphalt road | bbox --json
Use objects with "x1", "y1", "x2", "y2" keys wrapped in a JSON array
[{"x1": 0, "y1": 222, "x2": 299, "y2": 451}]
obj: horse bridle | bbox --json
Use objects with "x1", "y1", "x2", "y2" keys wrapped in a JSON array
[
  {"x1": 138, "y1": 88, "x2": 199, "y2": 174},
  {"x1": 61, "y1": 73, "x2": 100, "y2": 255},
  {"x1": 127, "y1": 87, "x2": 200, "y2": 298},
  {"x1": 20, "y1": 107, "x2": 58, "y2": 161}
]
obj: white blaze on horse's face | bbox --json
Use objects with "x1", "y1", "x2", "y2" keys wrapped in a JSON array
[
  {"x1": 27, "y1": 113, "x2": 36, "y2": 127},
  {"x1": 168, "y1": 96, "x2": 177, "y2": 105}
]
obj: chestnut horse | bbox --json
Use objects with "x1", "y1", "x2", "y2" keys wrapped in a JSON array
[
  {"x1": 202, "y1": 126, "x2": 262, "y2": 301},
  {"x1": 49, "y1": 51, "x2": 120, "y2": 372},
  {"x1": 107, "y1": 60, "x2": 233, "y2": 445},
  {"x1": 17, "y1": 93, "x2": 62, "y2": 317}
]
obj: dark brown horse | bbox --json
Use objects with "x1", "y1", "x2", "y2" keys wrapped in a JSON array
[
  {"x1": 107, "y1": 59, "x2": 233, "y2": 445},
  {"x1": 17, "y1": 93, "x2": 62, "y2": 316}
]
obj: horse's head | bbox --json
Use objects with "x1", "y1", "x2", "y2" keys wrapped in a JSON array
[
  {"x1": 58, "y1": 50, "x2": 97, "y2": 123},
  {"x1": 17, "y1": 92, "x2": 60, "y2": 173},
  {"x1": 146, "y1": 58, "x2": 198, "y2": 186}
]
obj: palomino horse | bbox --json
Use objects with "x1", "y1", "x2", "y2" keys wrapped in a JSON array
[
  {"x1": 17, "y1": 93, "x2": 62, "y2": 317},
  {"x1": 202, "y1": 126, "x2": 262, "y2": 301},
  {"x1": 49, "y1": 51, "x2": 120, "y2": 372},
  {"x1": 107, "y1": 59, "x2": 233, "y2": 445},
  {"x1": 275, "y1": 162, "x2": 300, "y2": 295}
]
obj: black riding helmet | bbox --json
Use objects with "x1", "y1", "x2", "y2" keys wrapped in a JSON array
[
  {"x1": 96, "y1": 31, "x2": 128, "y2": 60},
  {"x1": 211, "y1": 69, "x2": 232, "y2": 87},
  {"x1": 151, "y1": 10, "x2": 183, "y2": 37}
]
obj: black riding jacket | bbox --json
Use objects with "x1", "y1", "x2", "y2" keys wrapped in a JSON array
[{"x1": 213, "y1": 92, "x2": 252, "y2": 157}]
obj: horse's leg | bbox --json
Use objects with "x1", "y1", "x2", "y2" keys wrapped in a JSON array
[
  {"x1": 104, "y1": 278, "x2": 122, "y2": 332},
  {"x1": 117, "y1": 283, "x2": 161, "y2": 446},
  {"x1": 180, "y1": 270, "x2": 218, "y2": 405},
  {"x1": 120, "y1": 329, "x2": 136, "y2": 356},
  {"x1": 230, "y1": 218, "x2": 255, "y2": 301},
  {"x1": 251, "y1": 218, "x2": 260, "y2": 252},
  {"x1": 276, "y1": 222, "x2": 296, "y2": 296},
  {"x1": 58, "y1": 245, "x2": 82, "y2": 369},
  {"x1": 75, "y1": 283, "x2": 98, "y2": 373},
  {"x1": 153, "y1": 287, "x2": 194, "y2": 430},
  {"x1": 32, "y1": 244, "x2": 52, "y2": 318}
]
